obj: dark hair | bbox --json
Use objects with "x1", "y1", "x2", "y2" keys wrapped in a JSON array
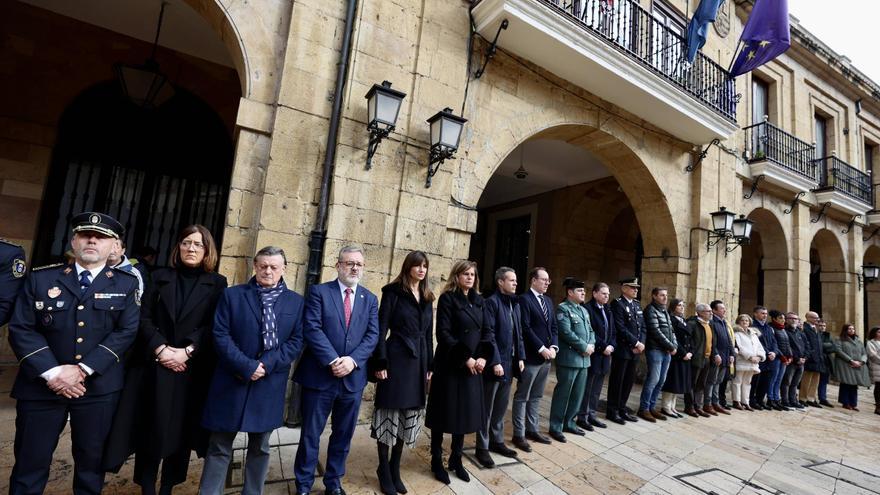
[
  {"x1": 254, "y1": 246, "x2": 287, "y2": 264},
  {"x1": 768, "y1": 309, "x2": 784, "y2": 320},
  {"x1": 669, "y1": 298, "x2": 684, "y2": 311},
  {"x1": 868, "y1": 326, "x2": 880, "y2": 340},
  {"x1": 528, "y1": 266, "x2": 549, "y2": 283},
  {"x1": 592, "y1": 282, "x2": 609, "y2": 292},
  {"x1": 495, "y1": 266, "x2": 516, "y2": 284},
  {"x1": 443, "y1": 260, "x2": 480, "y2": 294},
  {"x1": 170, "y1": 224, "x2": 218, "y2": 272},
  {"x1": 651, "y1": 287, "x2": 668, "y2": 297},
  {"x1": 839, "y1": 323, "x2": 856, "y2": 340},
  {"x1": 391, "y1": 250, "x2": 435, "y2": 303},
  {"x1": 753, "y1": 305, "x2": 767, "y2": 313},
  {"x1": 710, "y1": 300, "x2": 724, "y2": 310}
]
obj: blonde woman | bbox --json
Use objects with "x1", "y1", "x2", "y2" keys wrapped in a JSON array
[{"x1": 732, "y1": 314, "x2": 765, "y2": 411}]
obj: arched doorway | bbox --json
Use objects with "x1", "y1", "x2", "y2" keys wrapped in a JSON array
[
  {"x1": 468, "y1": 125, "x2": 678, "y2": 302},
  {"x1": 809, "y1": 228, "x2": 848, "y2": 331},
  {"x1": 33, "y1": 81, "x2": 234, "y2": 265},
  {"x1": 864, "y1": 245, "x2": 880, "y2": 333},
  {"x1": 738, "y1": 208, "x2": 790, "y2": 313}
]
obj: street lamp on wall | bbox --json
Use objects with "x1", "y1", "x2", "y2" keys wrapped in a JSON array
[
  {"x1": 727, "y1": 215, "x2": 755, "y2": 252},
  {"x1": 426, "y1": 107, "x2": 467, "y2": 188},
  {"x1": 365, "y1": 81, "x2": 406, "y2": 170},
  {"x1": 706, "y1": 207, "x2": 754, "y2": 253},
  {"x1": 115, "y1": 2, "x2": 175, "y2": 108},
  {"x1": 859, "y1": 263, "x2": 880, "y2": 290}
]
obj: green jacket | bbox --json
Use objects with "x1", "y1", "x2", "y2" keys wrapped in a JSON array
[
  {"x1": 555, "y1": 300, "x2": 595, "y2": 368},
  {"x1": 831, "y1": 337, "x2": 871, "y2": 387}
]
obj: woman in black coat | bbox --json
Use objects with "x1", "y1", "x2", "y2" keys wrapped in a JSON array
[
  {"x1": 369, "y1": 251, "x2": 435, "y2": 495},
  {"x1": 425, "y1": 260, "x2": 494, "y2": 485},
  {"x1": 104, "y1": 225, "x2": 227, "y2": 495},
  {"x1": 661, "y1": 299, "x2": 694, "y2": 418}
]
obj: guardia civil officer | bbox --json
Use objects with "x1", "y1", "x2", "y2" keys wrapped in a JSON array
[
  {"x1": 606, "y1": 277, "x2": 646, "y2": 424},
  {"x1": 0, "y1": 237, "x2": 27, "y2": 326},
  {"x1": 7, "y1": 212, "x2": 140, "y2": 495}
]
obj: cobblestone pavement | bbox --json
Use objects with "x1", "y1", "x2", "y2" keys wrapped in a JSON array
[{"x1": 0, "y1": 366, "x2": 877, "y2": 494}]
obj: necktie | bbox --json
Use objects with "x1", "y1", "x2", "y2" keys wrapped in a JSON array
[
  {"x1": 79, "y1": 271, "x2": 91, "y2": 294},
  {"x1": 600, "y1": 305, "x2": 608, "y2": 331},
  {"x1": 538, "y1": 294, "x2": 548, "y2": 322},
  {"x1": 343, "y1": 288, "x2": 352, "y2": 328}
]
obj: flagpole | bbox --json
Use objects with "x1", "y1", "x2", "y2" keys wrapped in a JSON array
[{"x1": 727, "y1": 38, "x2": 743, "y2": 73}]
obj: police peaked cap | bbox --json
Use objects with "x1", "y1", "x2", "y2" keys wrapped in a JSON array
[{"x1": 71, "y1": 212, "x2": 124, "y2": 239}]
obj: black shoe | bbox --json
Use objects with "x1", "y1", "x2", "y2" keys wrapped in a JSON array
[
  {"x1": 489, "y1": 442, "x2": 518, "y2": 458},
  {"x1": 512, "y1": 436, "x2": 532, "y2": 452},
  {"x1": 575, "y1": 419, "x2": 595, "y2": 431},
  {"x1": 475, "y1": 448, "x2": 495, "y2": 468},
  {"x1": 819, "y1": 400, "x2": 834, "y2": 408},
  {"x1": 588, "y1": 417, "x2": 607, "y2": 428},
  {"x1": 525, "y1": 431, "x2": 552, "y2": 444},
  {"x1": 325, "y1": 489, "x2": 347, "y2": 495},
  {"x1": 548, "y1": 430, "x2": 567, "y2": 442},
  {"x1": 606, "y1": 413, "x2": 626, "y2": 425},
  {"x1": 808, "y1": 401, "x2": 821, "y2": 408},
  {"x1": 376, "y1": 465, "x2": 396, "y2": 495},
  {"x1": 389, "y1": 445, "x2": 407, "y2": 494},
  {"x1": 448, "y1": 456, "x2": 470, "y2": 482},
  {"x1": 752, "y1": 402, "x2": 764, "y2": 410},
  {"x1": 721, "y1": 404, "x2": 732, "y2": 410},
  {"x1": 431, "y1": 457, "x2": 450, "y2": 484},
  {"x1": 622, "y1": 412, "x2": 639, "y2": 422},
  {"x1": 563, "y1": 426, "x2": 586, "y2": 436}
]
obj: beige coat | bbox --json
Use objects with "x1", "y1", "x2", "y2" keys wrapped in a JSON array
[
  {"x1": 867, "y1": 339, "x2": 880, "y2": 383},
  {"x1": 735, "y1": 326, "x2": 766, "y2": 373}
]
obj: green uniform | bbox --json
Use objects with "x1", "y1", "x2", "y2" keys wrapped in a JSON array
[{"x1": 549, "y1": 300, "x2": 595, "y2": 433}]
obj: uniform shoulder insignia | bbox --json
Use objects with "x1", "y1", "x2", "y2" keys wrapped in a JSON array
[
  {"x1": 111, "y1": 266, "x2": 138, "y2": 277},
  {"x1": 31, "y1": 263, "x2": 63, "y2": 272},
  {"x1": 0, "y1": 238, "x2": 22, "y2": 247}
]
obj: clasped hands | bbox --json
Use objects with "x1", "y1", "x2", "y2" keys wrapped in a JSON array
[
  {"x1": 155, "y1": 345, "x2": 189, "y2": 372},
  {"x1": 47, "y1": 364, "x2": 87, "y2": 399},
  {"x1": 466, "y1": 357, "x2": 487, "y2": 375},
  {"x1": 330, "y1": 356, "x2": 356, "y2": 377}
]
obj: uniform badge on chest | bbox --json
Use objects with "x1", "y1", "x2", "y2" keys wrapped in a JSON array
[
  {"x1": 47, "y1": 287, "x2": 61, "y2": 299},
  {"x1": 35, "y1": 301, "x2": 44, "y2": 310}
]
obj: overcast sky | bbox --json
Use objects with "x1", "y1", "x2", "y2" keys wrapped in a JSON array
[{"x1": 787, "y1": 1, "x2": 880, "y2": 83}]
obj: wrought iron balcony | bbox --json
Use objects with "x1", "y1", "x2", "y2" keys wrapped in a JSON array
[
  {"x1": 743, "y1": 120, "x2": 818, "y2": 181},
  {"x1": 471, "y1": 0, "x2": 739, "y2": 143},
  {"x1": 815, "y1": 155, "x2": 872, "y2": 206}
]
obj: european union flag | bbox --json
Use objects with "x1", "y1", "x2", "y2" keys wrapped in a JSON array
[
  {"x1": 730, "y1": 0, "x2": 790, "y2": 77},
  {"x1": 685, "y1": 0, "x2": 725, "y2": 63}
]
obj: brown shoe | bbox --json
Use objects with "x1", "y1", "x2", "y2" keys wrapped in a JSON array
[
  {"x1": 651, "y1": 410, "x2": 668, "y2": 421},
  {"x1": 732, "y1": 402, "x2": 744, "y2": 411},
  {"x1": 714, "y1": 404, "x2": 731, "y2": 415},
  {"x1": 695, "y1": 408, "x2": 711, "y2": 417},
  {"x1": 685, "y1": 408, "x2": 699, "y2": 418},
  {"x1": 703, "y1": 405, "x2": 719, "y2": 416},
  {"x1": 637, "y1": 409, "x2": 656, "y2": 423}
]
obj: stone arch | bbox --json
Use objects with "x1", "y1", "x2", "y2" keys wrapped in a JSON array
[
  {"x1": 810, "y1": 228, "x2": 848, "y2": 330},
  {"x1": 738, "y1": 207, "x2": 790, "y2": 313},
  {"x1": 864, "y1": 245, "x2": 880, "y2": 331}
]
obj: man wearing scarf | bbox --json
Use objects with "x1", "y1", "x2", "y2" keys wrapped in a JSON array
[{"x1": 199, "y1": 246, "x2": 304, "y2": 494}]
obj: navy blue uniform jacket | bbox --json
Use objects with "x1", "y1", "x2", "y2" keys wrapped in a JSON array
[
  {"x1": 293, "y1": 280, "x2": 380, "y2": 393},
  {"x1": 202, "y1": 279, "x2": 304, "y2": 433},
  {"x1": 8, "y1": 263, "x2": 139, "y2": 400}
]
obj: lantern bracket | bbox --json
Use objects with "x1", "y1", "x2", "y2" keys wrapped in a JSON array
[
  {"x1": 811, "y1": 202, "x2": 830, "y2": 223},
  {"x1": 686, "y1": 138, "x2": 721, "y2": 173},
  {"x1": 474, "y1": 19, "x2": 509, "y2": 79},
  {"x1": 743, "y1": 174, "x2": 765, "y2": 199},
  {"x1": 864, "y1": 226, "x2": 880, "y2": 242},
  {"x1": 783, "y1": 191, "x2": 806, "y2": 214},
  {"x1": 842, "y1": 214, "x2": 862, "y2": 234}
]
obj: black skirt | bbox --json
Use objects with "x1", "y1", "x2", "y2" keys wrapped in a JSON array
[{"x1": 662, "y1": 358, "x2": 693, "y2": 394}]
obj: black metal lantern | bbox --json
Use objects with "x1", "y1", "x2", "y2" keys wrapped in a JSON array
[
  {"x1": 864, "y1": 264, "x2": 880, "y2": 282},
  {"x1": 726, "y1": 214, "x2": 755, "y2": 252},
  {"x1": 115, "y1": 2, "x2": 175, "y2": 108},
  {"x1": 365, "y1": 81, "x2": 406, "y2": 170},
  {"x1": 426, "y1": 107, "x2": 467, "y2": 187},
  {"x1": 710, "y1": 206, "x2": 736, "y2": 234}
]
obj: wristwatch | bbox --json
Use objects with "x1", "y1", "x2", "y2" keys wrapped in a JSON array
[{"x1": 185, "y1": 345, "x2": 196, "y2": 358}]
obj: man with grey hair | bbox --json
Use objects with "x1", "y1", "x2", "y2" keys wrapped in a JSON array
[
  {"x1": 687, "y1": 303, "x2": 715, "y2": 417},
  {"x1": 200, "y1": 246, "x2": 304, "y2": 494},
  {"x1": 294, "y1": 245, "x2": 379, "y2": 495},
  {"x1": 475, "y1": 267, "x2": 525, "y2": 468}
]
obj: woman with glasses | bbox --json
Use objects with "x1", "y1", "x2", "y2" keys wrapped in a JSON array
[
  {"x1": 104, "y1": 225, "x2": 227, "y2": 495},
  {"x1": 832, "y1": 323, "x2": 871, "y2": 411}
]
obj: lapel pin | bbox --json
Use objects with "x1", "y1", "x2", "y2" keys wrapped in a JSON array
[
  {"x1": 47, "y1": 287, "x2": 61, "y2": 299},
  {"x1": 56, "y1": 301, "x2": 64, "y2": 308},
  {"x1": 35, "y1": 301, "x2": 44, "y2": 310},
  {"x1": 106, "y1": 271, "x2": 113, "y2": 278}
]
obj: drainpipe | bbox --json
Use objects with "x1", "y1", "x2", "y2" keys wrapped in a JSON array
[{"x1": 305, "y1": 0, "x2": 359, "y2": 292}]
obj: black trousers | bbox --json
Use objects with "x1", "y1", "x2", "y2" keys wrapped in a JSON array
[
  {"x1": 133, "y1": 443, "x2": 192, "y2": 488},
  {"x1": 748, "y1": 373, "x2": 760, "y2": 403},
  {"x1": 606, "y1": 357, "x2": 636, "y2": 416},
  {"x1": 718, "y1": 376, "x2": 729, "y2": 405},
  {"x1": 10, "y1": 392, "x2": 119, "y2": 495}
]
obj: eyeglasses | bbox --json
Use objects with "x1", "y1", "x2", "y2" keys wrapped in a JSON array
[
  {"x1": 181, "y1": 240, "x2": 205, "y2": 250},
  {"x1": 340, "y1": 261, "x2": 365, "y2": 269}
]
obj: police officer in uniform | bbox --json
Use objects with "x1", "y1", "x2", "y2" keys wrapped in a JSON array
[
  {"x1": 1, "y1": 238, "x2": 27, "y2": 326},
  {"x1": 7, "y1": 212, "x2": 140, "y2": 495},
  {"x1": 606, "y1": 277, "x2": 646, "y2": 425}
]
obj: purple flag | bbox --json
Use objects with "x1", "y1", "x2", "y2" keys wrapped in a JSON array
[{"x1": 729, "y1": 0, "x2": 790, "y2": 77}]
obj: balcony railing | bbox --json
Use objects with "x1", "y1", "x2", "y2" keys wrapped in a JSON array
[
  {"x1": 743, "y1": 120, "x2": 818, "y2": 181},
  {"x1": 540, "y1": 0, "x2": 736, "y2": 120},
  {"x1": 815, "y1": 155, "x2": 872, "y2": 205}
]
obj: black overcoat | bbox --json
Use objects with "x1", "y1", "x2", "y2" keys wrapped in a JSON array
[
  {"x1": 663, "y1": 314, "x2": 695, "y2": 393},
  {"x1": 370, "y1": 283, "x2": 434, "y2": 410},
  {"x1": 104, "y1": 268, "x2": 227, "y2": 471},
  {"x1": 425, "y1": 289, "x2": 495, "y2": 434}
]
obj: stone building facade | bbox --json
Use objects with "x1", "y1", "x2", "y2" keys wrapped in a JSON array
[{"x1": 2, "y1": 0, "x2": 880, "y2": 343}]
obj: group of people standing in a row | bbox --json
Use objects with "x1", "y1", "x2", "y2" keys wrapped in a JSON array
[{"x1": 3, "y1": 210, "x2": 880, "y2": 495}]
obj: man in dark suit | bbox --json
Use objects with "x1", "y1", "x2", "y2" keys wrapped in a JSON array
[
  {"x1": 199, "y1": 246, "x2": 304, "y2": 495},
  {"x1": 294, "y1": 245, "x2": 380, "y2": 495},
  {"x1": 0, "y1": 237, "x2": 26, "y2": 326},
  {"x1": 8, "y1": 212, "x2": 139, "y2": 495},
  {"x1": 606, "y1": 277, "x2": 646, "y2": 424},
  {"x1": 476, "y1": 266, "x2": 526, "y2": 468},
  {"x1": 576, "y1": 282, "x2": 616, "y2": 430},
  {"x1": 511, "y1": 267, "x2": 558, "y2": 452}
]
